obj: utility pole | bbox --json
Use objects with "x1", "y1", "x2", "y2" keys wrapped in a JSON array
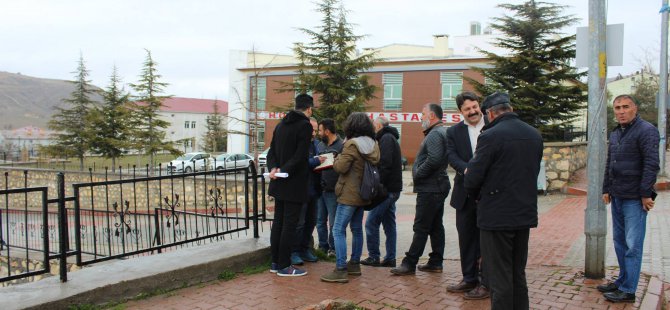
[
  {"x1": 659, "y1": 0, "x2": 669, "y2": 176},
  {"x1": 584, "y1": 0, "x2": 608, "y2": 279}
]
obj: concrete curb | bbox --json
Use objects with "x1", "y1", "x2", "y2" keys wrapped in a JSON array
[
  {"x1": 640, "y1": 276, "x2": 664, "y2": 310},
  {"x1": 0, "y1": 237, "x2": 271, "y2": 310}
]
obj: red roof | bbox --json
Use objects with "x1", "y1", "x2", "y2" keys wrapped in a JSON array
[{"x1": 156, "y1": 97, "x2": 228, "y2": 114}]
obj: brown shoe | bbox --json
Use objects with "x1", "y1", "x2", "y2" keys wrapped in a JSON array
[
  {"x1": 463, "y1": 284, "x2": 490, "y2": 300},
  {"x1": 447, "y1": 280, "x2": 478, "y2": 293}
]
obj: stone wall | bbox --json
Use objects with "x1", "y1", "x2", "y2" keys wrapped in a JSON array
[
  {"x1": 542, "y1": 142, "x2": 587, "y2": 191},
  {"x1": 0, "y1": 256, "x2": 80, "y2": 287}
]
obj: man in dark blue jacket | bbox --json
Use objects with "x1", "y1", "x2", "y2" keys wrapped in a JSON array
[
  {"x1": 464, "y1": 92, "x2": 543, "y2": 309},
  {"x1": 291, "y1": 117, "x2": 323, "y2": 265},
  {"x1": 597, "y1": 94, "x2": 660, "y2": 303},
  {"x1": 361, "y1": 116, "x2": 403, "y2": 268}
]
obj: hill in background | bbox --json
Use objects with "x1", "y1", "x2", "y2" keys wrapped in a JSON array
[{"x1": 0, "y1": 71, "x2": 102, "y2": 129}]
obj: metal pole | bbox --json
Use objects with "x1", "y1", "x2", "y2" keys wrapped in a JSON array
[
  {"x1": 584, "y1": 0, "x2": 608, "y2": 279},
  {"x1": 659, "y1": 0, "x2": 669, "y2": 176},
  {"x1": 57, "y1": 172, "x2": 68, "y2": 282}
]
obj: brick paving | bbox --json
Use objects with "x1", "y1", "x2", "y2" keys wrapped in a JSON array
[{"x1": 122, "y1": 166, "x2": 669, "y2": 309}]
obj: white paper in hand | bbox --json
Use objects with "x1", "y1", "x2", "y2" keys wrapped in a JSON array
[{"x1": 263, "y1": 172, "x2": 289, "y2": 178}]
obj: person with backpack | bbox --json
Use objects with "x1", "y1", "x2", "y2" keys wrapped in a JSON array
[
  {"x1": 391, "y1": 103, "x2": 451, "y2": 276},
  {"x1": 361, "y1": 116, "x2": 403, "y2": 268},
  {"x1": 321, "y1": 112, "x2": 380, "y2": 283}
]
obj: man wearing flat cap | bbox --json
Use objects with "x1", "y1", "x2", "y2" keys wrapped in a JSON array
[{"x1": 464, "y1": 92, "x2": 543, "y2": 309}]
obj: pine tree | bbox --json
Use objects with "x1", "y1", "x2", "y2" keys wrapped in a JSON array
[
  {"x1": 44, "y1": 54, "x2": 98, "y2": 170},
  {"x1": 129, "y1": 49, "x2": 179, "y2": 170},
  {"x1": 466, "y1": 0, "x2": 587, "y2": 141},
  {"x1": 89, "y1": 66, "x2": 134, "y2": 171},
  {"x1": 201, "y1": 100, "x2": 227, "y2": 153},
  {"x1": 291, "y1": 0, "x2": 377, "y2": 128}
]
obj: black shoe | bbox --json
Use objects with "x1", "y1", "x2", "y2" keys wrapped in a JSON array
[
  {"x1": 360, "y1": 257, "x2": 380, "y2": 266},
  {"x1": 390, "y1": 264, "x2": 415, "y2": 275},
  {"x1": 417, "y1": 263, "x2": 443, "y2": 273},
  {"x1": 380, "y1": 259, "x2": 396, "y2": 267},
  {"x1": 597, "y1": 282, "x2": 618, "y2": 293},
  {"x1": 603, "y1": 290, "x2": 635, "y2": 303}
]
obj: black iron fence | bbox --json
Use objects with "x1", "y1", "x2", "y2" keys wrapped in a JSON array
[{"x1": 0, "y1": 164, "x2": 268, "y2": 284}]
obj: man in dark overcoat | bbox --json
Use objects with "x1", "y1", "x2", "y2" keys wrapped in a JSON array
[
  {"x1": 267, "y1": 93, "x2": 314, "y2": 277},
  {"x1": 464, "y1": 92, "x2": 543, "y2": 309}
]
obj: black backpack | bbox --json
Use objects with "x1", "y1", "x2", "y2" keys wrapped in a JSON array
[{"x1": 360, "y1": 160, "x2": 387, "y2": 210}]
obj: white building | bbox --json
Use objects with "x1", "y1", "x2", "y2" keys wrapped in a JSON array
[{"x1": 158, "y1": 97, "x2": 228, "y2": 153}]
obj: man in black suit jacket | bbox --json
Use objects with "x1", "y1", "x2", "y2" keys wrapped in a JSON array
[
  {"x1": 446, "y1": 92, "x2": 489, "y2": 299},
  {"x1": 267, "y1": 93, "x2": 314, "y2": 277}
]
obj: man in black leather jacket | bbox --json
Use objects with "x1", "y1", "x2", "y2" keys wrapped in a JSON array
[{"x1": 391, "y1": 103, "x2": 450, "y2": 276}]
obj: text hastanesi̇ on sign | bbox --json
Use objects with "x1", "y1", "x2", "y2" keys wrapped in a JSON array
[{"x1": 256, "y1": 111, "x2": 463, "y2": 124}]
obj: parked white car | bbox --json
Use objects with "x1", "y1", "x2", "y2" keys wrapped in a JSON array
[
  {"x1": 210, "y1": 153, "x2": 254, "y2": 172},
  {"x1": 258, "y1": 148, "x2": 270, "y2": 167},
  {"x1": 164, "y1": 152, "x2": 211, "y2": 173}
]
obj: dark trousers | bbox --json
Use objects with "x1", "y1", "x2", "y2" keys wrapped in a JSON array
[
  {"x1": 456, "y1": 198, "x2": 484, "y2": 284},
  {"x1": 271, "y1": 199, "x2": 302, "y2": 269},
  {"x1": 480, "y1": 229, "x2": 530, "y2": 310},
  {"x1": 293, "y1": 196, "x2": 318, "y2": 252},
  {"x1": 403, "y1": 192, "x2": 447, "y2": 267}
]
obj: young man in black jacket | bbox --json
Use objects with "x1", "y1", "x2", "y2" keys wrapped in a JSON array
[
  {"x1": 267, "y1": 93, "x2": 314, "y2": 277},
  {"x1": 464, "y1": 92, "x2": 543, "y2": 309},
  {"x1": 361, "y1": 116, "x2": 403, "y2": 268},
  {"x1": 315, "y1": 118, "x2": 344, "y2": 257}
]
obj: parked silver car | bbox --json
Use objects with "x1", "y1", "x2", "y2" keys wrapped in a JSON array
[
  {"x1": 211, "y1": 153, "x2": 254, "y2": 171},
  {"x1": 164, "y1": 152, "x2": 211, "y2": 173}
]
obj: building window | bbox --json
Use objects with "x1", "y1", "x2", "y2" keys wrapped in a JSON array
[
  {"x1": 440, "y1": 72, "x2": 463, "y2": 110},
  {"x1": 251, "y1": 77, "x2": 267, "y2": 111},
  {"x1": 389, "y1": 123, "x2": 402, "y2": 144},
  {"x1": 383, "y1": 73, "x2": 403, "y2": 111},
  {"x1": 250, "y1": 121, "x2": 266, "y2": 152},
  {"x1": 191, "y1": 121, "x2": 196, "y2": 129},
  {"x1": 184, "y1": 121, "x2": 189, "y2": 129}
]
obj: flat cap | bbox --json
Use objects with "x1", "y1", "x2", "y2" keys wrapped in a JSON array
[{"x1": 481, "y1": 92, "x2": 511, "y2": 112}]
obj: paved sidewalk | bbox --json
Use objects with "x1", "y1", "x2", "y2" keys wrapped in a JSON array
[
  {"x1": 121, "y1": 167, "x2": 666, "y2": 309},
  {"x1": 124, "y1": 261, "x2": 646, "y2": 310}
]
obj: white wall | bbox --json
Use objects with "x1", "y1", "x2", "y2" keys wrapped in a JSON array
[{"x1": 227, "y1": 50, "x2": 252, "y2": 154}]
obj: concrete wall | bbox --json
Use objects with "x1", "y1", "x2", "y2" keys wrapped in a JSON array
[{"x1": 543, "y1": 142, "x2": 587, "y2": 191}]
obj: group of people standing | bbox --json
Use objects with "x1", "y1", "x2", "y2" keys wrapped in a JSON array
[{"x1": 265, "y1": 90, "x2": 660, "y2": 309}]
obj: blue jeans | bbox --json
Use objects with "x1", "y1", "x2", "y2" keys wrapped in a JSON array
[
  {"x1": 611, "y1": 196, "x2": 648, "y2": 294},
  {"x1": 333, "y1": 204, "x2": 364, "y2": 269},
  {"x1": 365, "y1": 192, "x2": 399, "y2": 261},
  {"x1": 316, "y1": 192, "x2": 338, "y2": 250}
]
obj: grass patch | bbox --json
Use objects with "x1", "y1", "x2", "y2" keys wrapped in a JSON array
[
  {"x1": 314, "y1": 248, "x2": 336, "y2": 262},
  {"x1": 67, "y1": 302, "x2": 126, "y2": 310},
  {"x1": 243, "y1": 261, "x2": 271, "y2": 275},
  {"x1": 218, "y1": 270, "x2": 237, "y2": 281}
]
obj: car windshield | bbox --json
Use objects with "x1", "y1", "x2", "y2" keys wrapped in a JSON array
[
  {"x1": 175, "y1": 154, "x2": 196, "y2": 161},
  {"x1": 215, "y1": 154, "x2": 229, "y2": 161}
]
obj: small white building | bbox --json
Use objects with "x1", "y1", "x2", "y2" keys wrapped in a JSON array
[
  {"x1": 158, "y1": 97, "x2": 228, "y2": 153},
  {"x1": 1, "y1": 126, "x2": 56, "y2": 158}
]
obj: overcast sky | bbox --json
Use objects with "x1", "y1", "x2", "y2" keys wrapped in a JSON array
[{"x1": 0, "y1": 0, "x2": 663, "y2": 100}]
